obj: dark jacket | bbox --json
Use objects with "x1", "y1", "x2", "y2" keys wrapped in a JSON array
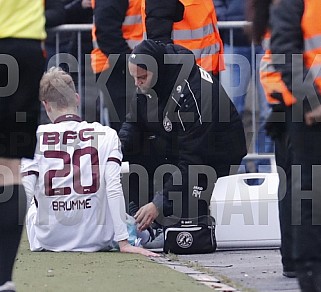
[
  {"x1": 213, "y1": 0, "x2": 250, "y2": 46},
  {"x1": 119, "y1": 40, "x2": 247, "y2": 218},
  {"x1": 64, "y1": 0, "x2": 93, "y2": 25},
  {"x1": 270, "y1": 0, "x2": 321, "y2": 108},
  {"x1": 94, "y1": 0, "x2": 132, "y2": 57},
  {"x1": 45, "y1": 0, "x2": 66, "y2": 29},
  {"x1": 45, "y1": 0, "x2": 67, "y2": 56}
]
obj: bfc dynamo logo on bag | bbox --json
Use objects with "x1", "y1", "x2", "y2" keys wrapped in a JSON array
[{"x1": 176, "y1": 232, "x2": 193, "y2": 248}]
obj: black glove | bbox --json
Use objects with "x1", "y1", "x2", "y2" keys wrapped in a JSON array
[{"x1": 264, "y1": 104, "x2": 287, "y2": 141}]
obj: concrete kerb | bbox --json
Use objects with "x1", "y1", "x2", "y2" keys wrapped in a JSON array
[{"x1": 152, "y1": 255, "x2": 245, "y2": 291}]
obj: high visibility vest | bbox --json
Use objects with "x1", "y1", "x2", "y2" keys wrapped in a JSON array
[
  {"x1": 0, "y1": 0, "x2": 46, "y2": 40},
  {"x1": 301, "y1": 0, "x2": 321, "y2": 95},
  {"x1": 259, "y1": 32, "x2": 296, "y2": 106},
  {"x1": 91, "y1": 0, "x2": 143, "y2": 74},
  {"x1": 142, "y1": 0, "x2": 224, "y2": 73},
  {"x1": 261, "y1": 0, "x2": 321, "y2": 107}
]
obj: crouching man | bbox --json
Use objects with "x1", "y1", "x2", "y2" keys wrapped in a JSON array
[{"x1": 119, "y1": 40, "x2": 247, "y2": 233}]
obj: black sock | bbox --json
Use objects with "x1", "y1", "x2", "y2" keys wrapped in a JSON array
[{"x1": 0, "y1": 184, "x2": 27, "y2": 285}]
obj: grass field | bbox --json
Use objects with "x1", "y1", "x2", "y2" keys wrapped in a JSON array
[{"x1": 13, "y1": 230, "x2": 212, "y2": 292}]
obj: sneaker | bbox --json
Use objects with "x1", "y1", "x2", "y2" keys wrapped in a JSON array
[
  {"x1": 143, "y1": 231, "x2": 164, "y2": 250},
  {"x1": 282, "y1": 266, "x2": 297, "y2": 278},
  {"x1": 282, "y1": 269, "x2": 296, "y2": 278},
  {"x1": 0, "y1": 281, "x2": 16, "y2": 292}
]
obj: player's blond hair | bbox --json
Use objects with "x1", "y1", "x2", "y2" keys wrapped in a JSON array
[{"x1": 39, "y1": 67, "x2": 78, "y2": 109}]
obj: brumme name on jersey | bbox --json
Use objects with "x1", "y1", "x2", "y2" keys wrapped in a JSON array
[{"x1": 21, "y1": 115, "x2": 128, "y2": 252}]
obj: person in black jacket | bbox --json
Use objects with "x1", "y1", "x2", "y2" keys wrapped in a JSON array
[
  {"x1": 250, "y1": 0, "x2": 296, "y2": 279},
  {"x1": 270, "y1": 0, "x2": 321, "y2": 290},
  {"x1": 119, "y1": 40, "x2": 247, "y2": 231}
]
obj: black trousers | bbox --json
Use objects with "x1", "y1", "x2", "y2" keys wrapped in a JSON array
[
  {"x1": 286, "y1": 104, "x2": 321, "y2": 264},
  {"x1": 96, "y1": 55, "x2": 135, "y2": 132},
  {"x1": 0, "y1": 38, "x2": 44, "y2": 158},
  {"x1": 275, "y1": 131, "x2": 295, "y2": 271}
]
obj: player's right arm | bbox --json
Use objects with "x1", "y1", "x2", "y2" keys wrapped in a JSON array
[
  {"x1": 104, "y1": 131, "x2": 128, "y2": 242},
  {"x1": 105, "y1": 131, "x2": 159, "y2": 257},
  {"x1": 118, "y1": 239, "x2": 159, "y2": 256}
]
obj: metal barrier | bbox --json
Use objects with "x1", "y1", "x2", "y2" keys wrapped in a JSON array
[
  {"x1": 49, "y1": 24, "x2": 92, "y2": 104},
  {"x1": 48, "y1": 22, "x2": 275, "y2": 166}
]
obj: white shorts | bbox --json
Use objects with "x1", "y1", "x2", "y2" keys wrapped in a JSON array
[
  {"x1": 25, "y1": 205, "x2": 149, "y2": 251},
  {"x1": 25, "y1": 199, "x2": 43, "y2": 251}
]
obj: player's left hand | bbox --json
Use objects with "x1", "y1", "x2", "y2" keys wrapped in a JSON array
[
  {"x1": 134, "y1": 202, "x2": 159, "y2": 232},
  {"x1": 118, "y1": 240, "x2": 160, "y2": 257}
]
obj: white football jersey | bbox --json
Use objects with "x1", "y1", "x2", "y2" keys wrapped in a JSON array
[{"x1": 21, "y1": 115, "x2": 128, "y2": 252}]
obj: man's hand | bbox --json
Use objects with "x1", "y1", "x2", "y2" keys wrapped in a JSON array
[
  {"x1": 118, "y1": 240, "x2": 160, "y2": 257},
  {"x1": 134, "y1": 202, "x2": 159, "y2": 232},
  {"x1": 305, "y1": 105, "x2": 321, "y2": 126}
]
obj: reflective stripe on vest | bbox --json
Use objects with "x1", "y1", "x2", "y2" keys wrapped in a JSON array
[
  {"x1": 172, "y1": 23, "x2": 214, "y2": 40},
  {"x1": 92, "y1": 39, "x2": 140, "y2": 51},
  {"x1": 123, "y1": 14, "x2": 142, "y2": 26},
  {"x1": 192, "y1": 43, "x2": 221, "y2": 60},
  {"x1": 126, "y1": 39, "x2": 141, "y2": 49}
]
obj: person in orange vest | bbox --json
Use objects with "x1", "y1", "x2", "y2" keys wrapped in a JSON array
[
  {"x1": 250, "y1": 0, "x2": 297, "y2": 279},
  {"x1": 0, "y1": 1, "x2": 46, "y2": 291},
  {"x1": 142, "y1": 0, "x2": 224, "y2": 76},
  {"x1": 91, "y1": 0, "x2": 142, "y2": 132},
  {"x1": 268, "y1": 0, "x2": 321, "y2": 290}
]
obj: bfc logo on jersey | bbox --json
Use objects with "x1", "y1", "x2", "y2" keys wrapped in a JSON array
[{"x1": 42, "y1": 128, "x2": 95, "y2": 145}]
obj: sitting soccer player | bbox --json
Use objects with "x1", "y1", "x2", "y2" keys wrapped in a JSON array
[{"x1": 21, "y1": 67, "x2": 157, "y2": 256}]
